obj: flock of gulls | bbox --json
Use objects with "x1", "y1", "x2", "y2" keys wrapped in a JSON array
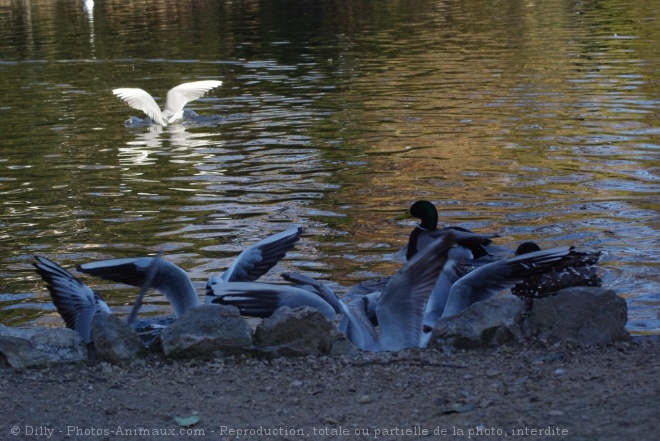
[
  {"x1": 32, "y1": 81, "x2": 603, "y2": 352},
  {"x1": 34, "y1": 199, "x2": 602, "y2": 352}
]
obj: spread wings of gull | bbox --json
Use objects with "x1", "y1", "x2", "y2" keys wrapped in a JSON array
[
  {"x1": 212, "y1": 233, "x2": 456, "y2": 351},
  {"x1": 416, "y1": 245, "x2": 602, "y2": 347},
  {"x1": 76, "y1": 226, "x2": 303, "y2": 318},
  {"x1": 422, "y1": 246, "x2": 474, "y2": 330},
  {"x1": 112, "y1": 80, "x2": 223, "y2": 126},
  {"x1": 207, "y1": 227, "x2": 304, "y2": 286},
  {"x1": 78, "y1": 256, "x2": 200, "y2": 318},
  {"x1": 33, "y1": 256, "x2": 112, "y2": 343},
  {"x1": 375, "y1": 233, "x2": 455, "y2": 351},
  {"x1": 439, "y1": 246, "x2": 583, "y2": 318},
  {"x1": 206, "y1": 282, "x2": 337, "y2": 321}
]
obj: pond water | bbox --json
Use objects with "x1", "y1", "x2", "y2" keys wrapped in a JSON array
[{"x1": 1, "y1": 0, "x2": 658, "y2": 334}]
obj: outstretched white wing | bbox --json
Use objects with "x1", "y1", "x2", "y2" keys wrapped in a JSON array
[
  {"x1": 207, "y1": 282, "x2": 336, "y2": 321},
  {"x1": 377, "y1": 233, "x2": 455, "y2": 351},
  {"x1": 442, "y1": 246, "x2": 576, "y2": 317},
  {"x1": 113, "y1": 88, "x2": 167, "y2": 126},
  {"x1": 220, "y1": 226, "x2": 303, "y2": 283},
  {"x1": 163, "y1": 80, "x2": 223, "y2": 123}
]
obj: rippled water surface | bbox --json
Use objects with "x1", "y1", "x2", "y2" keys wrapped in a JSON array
[{"x1": 1, "y1": 0, "x2": 658, "y2": 333}]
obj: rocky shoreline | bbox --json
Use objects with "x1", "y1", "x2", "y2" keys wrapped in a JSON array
[
  {"x1": 1, "y1": 286, "x2": 657, "y2": 440},
  {"x1": 1, "y1": 287, "x2": 630, "y2": 369}
]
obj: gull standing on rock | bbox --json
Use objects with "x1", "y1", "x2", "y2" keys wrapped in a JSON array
[{"x1": 112, "y1": 80, "x2": 223, "y2": 126}]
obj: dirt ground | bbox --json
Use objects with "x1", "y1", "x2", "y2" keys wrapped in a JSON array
[{"x1": 2, "y1": 336, "x2": 658, "y2": 441}]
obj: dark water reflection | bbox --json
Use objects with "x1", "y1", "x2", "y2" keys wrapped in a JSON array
[{"x1": 0, "y1": 0, "x2": 658, "y2": 333}]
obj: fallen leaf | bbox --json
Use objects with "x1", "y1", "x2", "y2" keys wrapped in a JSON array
[{"x1": 174, "y1": 415, "x2": 200, "y2": 427}]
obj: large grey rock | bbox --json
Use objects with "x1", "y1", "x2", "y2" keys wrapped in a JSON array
[
  {"x1": 91, "y1": 312, "x2": 146, "y2": 365},
  {"x1": 428, "y1": 294, "x2": 527, "y2": 350},
  {"x1": 0, "y1": 325, "x2": 88, "y2": 369},
  {"x1": 523, "y1": 287, "x2": 629, "y2": 345},
  {"x1": 160, "y1": 305, "x2": 253, "y2": 359},
  {"x1": 254, "y1": 306, "x2": 343, "y2": 357}
]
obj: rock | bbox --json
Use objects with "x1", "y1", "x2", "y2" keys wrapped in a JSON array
[
  {"x1": 254, "y1": 306, "x2": 342, "y2": 357},
  {"x1": 160, "y1": 305, "x2": 253, "y2": 359},
  {"x1": 329, "y1": 335, "x2": 360, "y2": 357},
  {"x1": 0, "y1": 325, "x2": 87, "y2": 369},
  {"x1": 427, "y1": 294, "x2": 527, "y2": 350},
  {"x1": 91, "y1": 312, "x2": 147, "y2": 365},
  {"x1": 523, "y1": 287, "x2": 629, "y2": 345}
]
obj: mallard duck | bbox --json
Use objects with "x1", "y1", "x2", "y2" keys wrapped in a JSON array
[
  {"x1": 510, "y1": 241, "x2": 602, "y2": 298},
  {"x1": 398, "y1": 200, "x2": 498, "y2": 260},
  {"x1": 113, "y1": 80, "x2": 223, "y2": 126}
]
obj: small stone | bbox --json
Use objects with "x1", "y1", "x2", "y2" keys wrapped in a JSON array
[{"x1": 358, "y1": 395, "x2": 372, "y2": 404}]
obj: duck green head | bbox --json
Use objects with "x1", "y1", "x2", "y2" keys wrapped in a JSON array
[{"x1": 396, "y1": 200, "x2": 438, "y2": 230}]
